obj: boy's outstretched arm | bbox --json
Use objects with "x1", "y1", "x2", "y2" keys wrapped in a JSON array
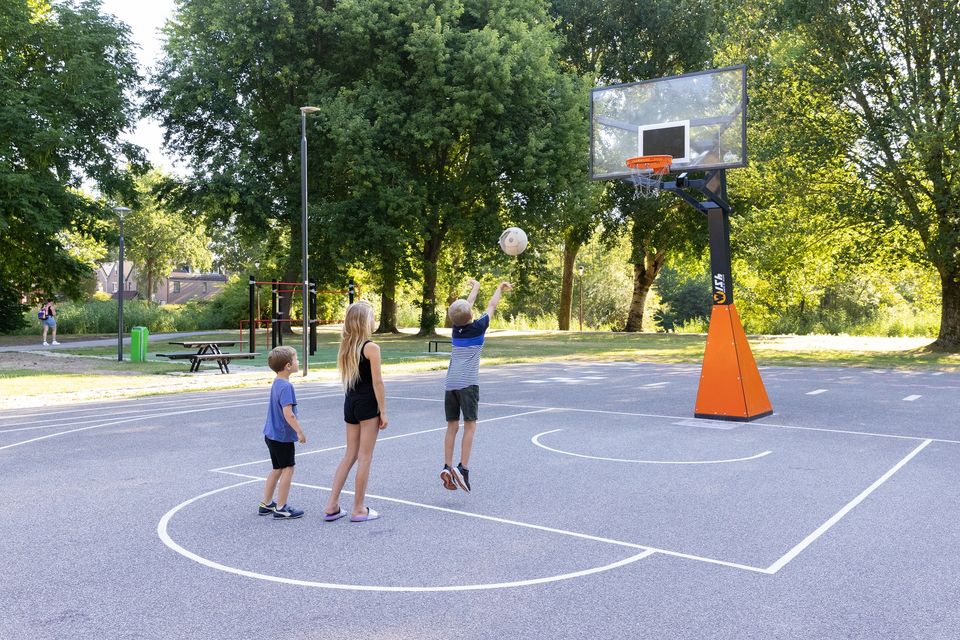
[
  {"x1": 465, "y1": 278, "x2": 481, "y2": 305},
  {"x1": 485, "y1": 282, "x2": 512, "y2": 317}
]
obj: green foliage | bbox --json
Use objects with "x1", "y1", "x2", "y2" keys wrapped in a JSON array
[
  {"x1": 0, "y1": 0, "x2": 142, "y2": 302},
  {"x1": 119, "y1": 171, "x2": 212, "y2": 300},
  {"x1": 778, "y1": 0, "x2": 960, "y2": 348},
  {"x1": 654, "y1": 266, "x2": 712, "y2": 332},
  {"x1": 0, "y1": 283, "x2": 27, "y2": 332}
]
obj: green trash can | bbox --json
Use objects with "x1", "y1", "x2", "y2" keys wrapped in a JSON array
[{"x1": 131, "y1": 326, "x2": 149, "y2": 362}]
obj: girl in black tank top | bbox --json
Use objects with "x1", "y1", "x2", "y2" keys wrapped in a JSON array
[
  {"x1": 349, "y1": 340, "x2": 375, "y2": 397},
  {"x1": 327, "y1": 301, "x2": 388, "y2": 522}
]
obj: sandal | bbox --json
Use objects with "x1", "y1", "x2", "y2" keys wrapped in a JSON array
[
  {"x1": 350, "y1": 507, "x2": 380, "y2": 522},
  {"x1": 324, "y1": 507, "x2": 347, "y2": 522}
]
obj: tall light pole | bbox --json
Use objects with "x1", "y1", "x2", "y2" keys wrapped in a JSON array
[
  {"x1": 300, "y1": 106, "x2": 320, "y2": 376},
  {"x1": 114, "y1": 206, "x2": 131, "y2": 361},
  {"x1": 577, "y1": 264, "x2": 585, "y2": 332}
]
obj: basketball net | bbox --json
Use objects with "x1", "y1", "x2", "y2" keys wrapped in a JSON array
[{"x1": 625, "y1": 155, "x2": 672, "y2": 199}]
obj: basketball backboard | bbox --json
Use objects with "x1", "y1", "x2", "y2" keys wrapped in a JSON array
[{"x1": 590, "y1": 65, "x2": 747, "y2": 180}]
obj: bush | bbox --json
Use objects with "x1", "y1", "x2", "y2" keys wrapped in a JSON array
[{"x1": 0, "y1": 284, "x2": 27, "y2": 333}]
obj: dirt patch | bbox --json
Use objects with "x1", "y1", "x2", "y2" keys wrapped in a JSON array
[{"x1": 0, "y1": 351, "x2": 131, "y2": 375}]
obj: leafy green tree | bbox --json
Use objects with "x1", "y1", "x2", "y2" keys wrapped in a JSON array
[
  {"x1": 120, "y1": 172, "x2": 212, "y2": 301},
  {"x1": 784, "y1": 0, "x2": 960, "y2": 349},
  {"x1": 0, "y1": 0, "x2": 141, "y2": 312},
  {"x1": 552, "y1": 0, "x2": 718, "y2": 331}
]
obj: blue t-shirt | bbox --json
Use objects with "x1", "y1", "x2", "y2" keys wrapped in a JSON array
[
  {"x1": 263, "y1": 378, "x2": 298, "y2": 442},
  {"x1": 445, "y1": 313, "x2": 490, "y2": 390}
]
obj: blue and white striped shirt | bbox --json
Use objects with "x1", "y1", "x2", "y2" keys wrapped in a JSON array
[{"x1": 445, "y1": 314, "x2": 490, "y2": 390}]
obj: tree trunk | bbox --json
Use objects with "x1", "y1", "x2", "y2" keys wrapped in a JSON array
[
  {"x1": 417, "y1": 230, "x2": 443, "y2": 337},
  {"x1": 624, "y1": 250, "x2": 666, "y2": 332},
  {"x1": 558, "y1": 233, "x2": 581, "y2": 331},
  {"x1": 932, "y1": 267, "x2": 960, "y2": 351},
  {"x1": 376, "y1": 258, "x2": 399, "y2": 334},
  {"x1": 146, "y1": 259, "x2": 154, "y2": 304}
]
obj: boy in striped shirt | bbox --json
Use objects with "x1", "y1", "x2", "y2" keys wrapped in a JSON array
[{"x1": 441, "y1": 278, "x2": 512, "y2": 492}]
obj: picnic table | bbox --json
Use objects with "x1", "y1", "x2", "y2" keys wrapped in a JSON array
[{"x1": 157, "y1": 340, "x2": 258, "y2": 373}]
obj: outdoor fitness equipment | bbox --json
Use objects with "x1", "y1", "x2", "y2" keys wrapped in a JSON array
[
  {"x1": 245, "y1": 277, "x2": 356, "y2": 357},
  {"x1": 590, "y1": 65, "x2": 771, "y2": 421}
]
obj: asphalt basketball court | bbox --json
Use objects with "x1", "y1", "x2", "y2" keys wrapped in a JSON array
[{"x1": 2, "y1": 360, "x2": 959, "y2": 639}]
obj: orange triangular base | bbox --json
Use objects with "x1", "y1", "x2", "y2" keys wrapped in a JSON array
[{"x1": 694, "y1": 304, "x2": 772, "y2": 421}]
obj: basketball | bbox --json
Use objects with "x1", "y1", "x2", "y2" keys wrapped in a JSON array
[{"x1": 499, "y1": 227, "x2": 528, "y2": 256}]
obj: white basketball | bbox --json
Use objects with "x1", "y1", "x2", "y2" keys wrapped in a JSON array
[{"x1": 499, "y1": 227, "x2": 528, "y2": 256}]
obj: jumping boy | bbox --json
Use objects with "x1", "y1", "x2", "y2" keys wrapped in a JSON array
[
  {"x1": 259, "y1": 346, "x2": 307, "y2": 519},
  {"x1": 441, "y1": 278, "x2": 511, "y2": 492}
]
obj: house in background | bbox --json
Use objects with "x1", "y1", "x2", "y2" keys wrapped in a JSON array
[{"x1": 95, "y1": 263, "x2": 227, "y2": 304}]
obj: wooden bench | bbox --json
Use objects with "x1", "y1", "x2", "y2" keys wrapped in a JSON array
[
  {"x1": 427, "y1": 339, "x2": 452, "y2": 353},
  {"x1": 158, "y1": 352, "x2": 259, "y2": 373}
]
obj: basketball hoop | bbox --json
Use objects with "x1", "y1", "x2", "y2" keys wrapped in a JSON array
[{"x1": 625, "y1": 155, "x2": 672, "y2": 198}]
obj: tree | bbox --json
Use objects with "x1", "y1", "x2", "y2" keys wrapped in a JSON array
[
  {"x1": 121, "y1": 172, "x2": 212, "y2": 301},
  {"x1": 551, "y1": 0, "x2": 719, "y2": 331},
  {"x1": 787, "y1": 0, "x2": 960, "y2": 350},
  {"x1": 0, "y1": 0, "x2": 141, "y2": 312}
]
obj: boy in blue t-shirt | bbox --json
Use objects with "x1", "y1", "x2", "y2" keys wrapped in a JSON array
[
  {"x1": 440, "y1": 278, "x2": 512, "y2": 492},
  {"x1": 259, "y1": 346, "x2": 307, "y2": 519}
]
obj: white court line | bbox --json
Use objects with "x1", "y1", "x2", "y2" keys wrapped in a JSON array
[
  {"x1": 0, "y1": 387, "x2": 270, "y2": 422},
  {"x1": 765, "y1": 439, "x2": 932, "y2": 574},
  {"x1": 531, "y1": 429, "x2": 772, "y2": 465},
  {"x1": 0, "y1": 391, "x2": 343, "y2": 434},
  {"x1": 0, "y1": 392, "x2": 338, "y2": 451},
  {"x1": 806, "y1": 389, "x2": 828, "y2": 395},
  {"x1": 215, "y1": 471, "x2": 767, "y2": 574},
  {"x1": 383, "y1": 395, "x2": 960, "y2": 445},
  {"x1": 0, "y1": 382, "x2": 343, "y2": 423},
  {"x1": 158, "y1": 478, "x2": 656, "y2": 591},
  {"x1": 209, "y1": 408, "x2": 554, "y2": 472},
  {"x1": 903, "y1": 395, "x2": 921, "y2": 402}
]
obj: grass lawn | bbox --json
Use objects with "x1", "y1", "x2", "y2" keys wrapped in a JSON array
[
  {"x1": 55, "y1": 329, "x2": 960, "y2": 371},
  {"x1": 2, "y1": 328, "x2": 956, "y2": 407}
]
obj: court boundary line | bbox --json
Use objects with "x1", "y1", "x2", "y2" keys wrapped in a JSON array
[
  {"x1": 764, "y1": 438, "x2": 932, "y2": 573},
  {"x1": 0, "y1": 392, "x2": 344, "y2": 434},
  {"x1": 383, "y1": 395, "x2": 960, "y2": 445},
  {"x1": 209, "y1": 408, "x2": 553, "y2": 472},
  {"x1": 0, "y1": 392, "x2": 343, "y2": 451},
  {"x1": 157, "y1": 478, "x2": 657, "y2": 592},
  {"x1": 531, "y1": 428, "x2": 773, "y2": 465}
]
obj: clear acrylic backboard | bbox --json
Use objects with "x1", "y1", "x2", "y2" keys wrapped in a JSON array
[{"x1": 590, "y1": 65, "x2": 747, "y2": 180}]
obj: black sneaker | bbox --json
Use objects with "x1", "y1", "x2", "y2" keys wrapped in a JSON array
[
  {"x1": 454, "y1": 463, "x2": 470, "y2": 492},
  {"x1": 273, "y1": 504, "x2": 304, "y2": 519},
  {"x1": 440, "y1": 465, "x2": 457, "y2": 491},
  {"x1": 258, "y1": 500, "x2": 277, "y2": 515}
]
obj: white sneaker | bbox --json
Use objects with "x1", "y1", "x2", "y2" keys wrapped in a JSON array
[
  {"x1": 42, "y1": 341, "x2": 49, "y2": 346},
  {"x1": 51, "y1": 341, "x2": 60, "y2": 345}
]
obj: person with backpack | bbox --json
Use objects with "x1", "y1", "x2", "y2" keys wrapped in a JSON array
[{"x1": 39, "y1": 298, "x2": 58, "y2": 346}]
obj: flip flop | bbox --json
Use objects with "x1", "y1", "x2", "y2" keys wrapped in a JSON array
[
  {"x1": 324, "y1": 507, "x2": 347, "y2": 522},
  {"x1": 350, "y1": 507, "x2": 380, "y2": 522}
]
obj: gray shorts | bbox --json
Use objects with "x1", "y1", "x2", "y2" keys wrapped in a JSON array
[{"x1": 445, "y1": 385, "x2": 479, "y2": 422}]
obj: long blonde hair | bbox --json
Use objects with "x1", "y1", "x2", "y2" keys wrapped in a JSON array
[{"x1": 338, "y1": 301, "x2": 375, "y2": 391}]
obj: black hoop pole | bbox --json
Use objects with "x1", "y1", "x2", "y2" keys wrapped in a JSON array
[
  {"x1": 661, "y1": 169, "x2": 733, "y2": 305},
  {"x1": 348, "y1": 279, "x2": 355, "y2": 304},
  {"x1": 271, "y1": 280, "x2": 279, "y2": 349},
  {"x1": 309, "y1": 279, "x2": 317, "y2": 355},
  {"x1": 248, "y1": 275, "x2": 256, "y2": 354}
]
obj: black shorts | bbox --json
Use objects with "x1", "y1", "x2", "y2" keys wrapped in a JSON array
[
  {"x1": 264, "y1": 436, "x2": 295, "y2": 470},
  {"x1": 445, "y1": 385, "x2": 480, "y2": 422},
  {"x1": 344, "y1": 393, "x2": 380, "y2": 424}
]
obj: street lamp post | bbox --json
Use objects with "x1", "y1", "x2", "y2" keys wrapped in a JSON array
[
  {"x1": 300, "y1": 106, "x2": 320, "y2": 376},
  {"x1": 114, "y1": 206, "x2": 131, "y2": 361},
  {"x1": 577, "y1": 264, "x2": 585, "y2": 332}
]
